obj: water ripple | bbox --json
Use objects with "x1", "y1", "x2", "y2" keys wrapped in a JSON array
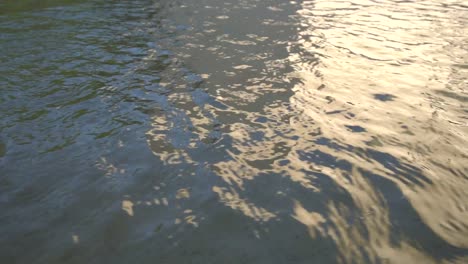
[{"x1": 0, "y1": 0, "x2": 467, "y2": 263}]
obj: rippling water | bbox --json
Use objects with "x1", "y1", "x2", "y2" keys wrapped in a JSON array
[{"x1": 1, "y1": 0, "x2": 467, "y2": 263}]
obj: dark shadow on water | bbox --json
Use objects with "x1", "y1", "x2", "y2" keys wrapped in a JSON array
[{"x1": 373, "y1": 93, "x2": 396, "y2": 102}]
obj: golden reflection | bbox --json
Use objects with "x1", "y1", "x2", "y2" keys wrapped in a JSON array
[
  {"x1": 135, "y1": 0, "x2": 467, "y2": 262},
  {"x1": 176, "y1": 188, "x2": 190, "y2": 199},
  {"x1": 286, "y1": 0, "x2": 468, "y2": 262},
  {"x1": 213, "y1": 186, "x2": 276, "y2": 222},
  {"x1": 122, "y1": 200, "x2": 134, "y2": 216}
]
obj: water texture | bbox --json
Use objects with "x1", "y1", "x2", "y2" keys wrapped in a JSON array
[{"x1": 0, "y1": 0, "x2": 467, "y2": 263}]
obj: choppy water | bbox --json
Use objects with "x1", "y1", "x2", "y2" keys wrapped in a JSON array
[{"x1": 1, "y1": 0, "x2": 467, "y2": 263}]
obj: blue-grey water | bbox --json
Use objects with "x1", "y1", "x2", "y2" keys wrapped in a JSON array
[{"x1": 1, "y1": 0, "x2": 467, "y2": 263}]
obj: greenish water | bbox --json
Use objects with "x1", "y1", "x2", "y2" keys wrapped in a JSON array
[
  {"x1": 0, "y1": 0, "x2": 83, "y2": 14},
  {"x1": 1, "y1": 0, "x2": 467, "y2": 263}
]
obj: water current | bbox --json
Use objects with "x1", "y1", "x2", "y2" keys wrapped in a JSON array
[{"x1": 1, "y1": 0, "x2": 467, "y2": 263}]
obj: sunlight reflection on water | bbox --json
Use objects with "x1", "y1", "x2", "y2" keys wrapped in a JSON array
[{"x1": 0, "y1": 0, "x2": 467, "y2": 263}]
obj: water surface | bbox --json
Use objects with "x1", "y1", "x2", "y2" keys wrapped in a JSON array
[{"x1": 1, "y1": 0, "x2": 467, "y2": 263}]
